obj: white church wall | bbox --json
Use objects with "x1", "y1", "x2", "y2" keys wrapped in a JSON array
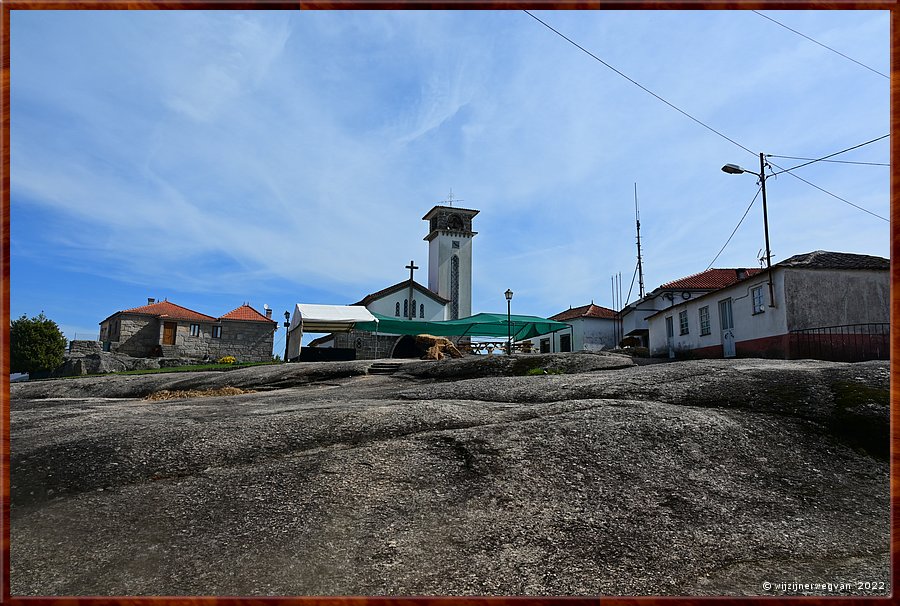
[{"x1": 366, "y1": 289, "x2": 447, "y2": 321}]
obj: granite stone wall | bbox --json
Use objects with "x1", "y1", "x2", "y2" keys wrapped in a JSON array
[
  {"x1": 334, "y1": 331, "x2": 401, "y2": 360},
  {"x1": 69, "y1": 340, "x2": 102, "y2": 355},
  {"x1": 210, "y1": 321, "x2": 276, "y2": 363},
  {"x1": 113, "y1": 316, "x2": 162, "y2": 357}
]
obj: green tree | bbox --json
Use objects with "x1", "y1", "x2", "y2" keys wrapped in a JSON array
[{"x1": 10, "y1": 313, "x2": 67, "y2": 374}]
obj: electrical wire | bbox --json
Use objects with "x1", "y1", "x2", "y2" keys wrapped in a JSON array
[
  {"x1": 753, "y1": 11, "x2": 889, "y2": 80},
  {"x1": 766, "y1": 156, "x2": 888, "y2": 167},
  {"x1": 524, "y1": 10, "x2": 888, "y2": 224},
  {"x1": 770, "y1": 134, "x2": 889, "y2": 175},
  {"x1": 767, "y1": 163, "x2": 889, "y2": 222},
  {"x1": 706, "y1": 187, "x2": 762, "y2": 271},
  {"x1": 625, "y1": 260, "x2": 639, "y2": 306},
  {"x1": 523, "y1": 10, "x2": 756, "y2": 156}
]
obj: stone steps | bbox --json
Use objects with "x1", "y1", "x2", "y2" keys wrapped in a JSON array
[{"x1": 368, "y1": 362, "x2": 403, "y2": 375}]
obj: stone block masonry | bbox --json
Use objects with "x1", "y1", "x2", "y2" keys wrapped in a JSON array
[{"x1": 69, "y1": 340, "x2": 102, "y2": 355}]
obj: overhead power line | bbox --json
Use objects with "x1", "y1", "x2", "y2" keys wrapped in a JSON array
[
  {"x1": 767, "y1": 164, "x2": 889, "y2": 222},
  {"x1": 707, "y1": 187, "x2": 762, "y2": 271},
  {"x1": 766, "y1": 156, "x2": 888, "y2": 167},
  {"x1": 770, "y1": 134, "x2": 889, "y2": 175},
  {"x1": 524, "y1": 11, "x2": 888, "y2": 224},
  {"x1": 753, "y1": 11, "x2": 889, "y2": 80},
  {"x1": 522, "y1": 10, "x2": 755, "y2": 156}
]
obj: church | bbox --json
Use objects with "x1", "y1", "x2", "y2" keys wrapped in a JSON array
[{"x1": 305, "y1": 202, "x2": 479, "y2": 359}]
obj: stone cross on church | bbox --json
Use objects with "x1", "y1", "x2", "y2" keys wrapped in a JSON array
[{"x1": 405, "y1": 260, "x2": 418, "y2": 320}]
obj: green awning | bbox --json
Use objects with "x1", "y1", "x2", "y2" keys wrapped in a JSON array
[{"x1": 354, "y1": 312, "x2": 569, "y2": 341}]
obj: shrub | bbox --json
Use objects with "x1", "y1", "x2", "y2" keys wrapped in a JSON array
[
  {"x1": 217, "y1": 355, "x2": 237, "y2": 365},
  {"x1": 10, "y1": 313, "x2": 67, "y2": 374}
]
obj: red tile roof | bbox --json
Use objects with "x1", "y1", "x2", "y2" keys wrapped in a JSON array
[
  {"x1": 220, "y1": 304, "x2": 275, "y2": 323},
  {"x1": 659, "y1": 268, "x2": 762, "y2": 290},
  {"x1": 121, "y1": 300, "x2": 216, "y2": 322},
  {"x1": 551, "y1": 303, "x2": 617, "y2": 322}
]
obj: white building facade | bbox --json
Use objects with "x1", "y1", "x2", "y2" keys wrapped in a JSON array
[
  {"x1": 526, "y1": 303, "x2": 618, "y2": 353},
  {"x1": 619, "y1": 268, "x2": 761, "y2": 348},
  {"x1": 646, "y1": 251, "x2": 889, "y2": 360}
]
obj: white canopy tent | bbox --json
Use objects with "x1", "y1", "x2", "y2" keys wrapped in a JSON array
[{"x1": 286, "y1": 304, "x2": 379, "y2": 361}]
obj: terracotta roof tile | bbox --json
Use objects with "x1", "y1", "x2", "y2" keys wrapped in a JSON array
[
  {"x1": 121, "y1": 300, "x2": 216, "y2": 322},
  {"x1": 551, "y1": 303, "x2": 617, "y2": 322},
  {"x1": 659, "y1": 268, "x2": 762, "y2": 290},
  {"x1": 219, "y1": 304, "x2": 275, "y2": 323}
]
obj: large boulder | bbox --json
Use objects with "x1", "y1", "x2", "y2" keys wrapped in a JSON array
[{"x1": 54, "y1": 352, "x2": 160, "y2": 377}]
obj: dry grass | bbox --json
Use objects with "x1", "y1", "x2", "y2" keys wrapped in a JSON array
[{"x1": 144, "y1": 386, "x2": 256, "y2": 401}]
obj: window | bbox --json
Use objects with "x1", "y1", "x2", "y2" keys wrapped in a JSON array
[
  {"x1": 751, "y1": 286, "x2": 765, "y2": 314},
  {"x1": 412, "y1": 299, "x2": 417, "y2": 318},
  {"x1": 540, "y1": 338, "x2": 551, "y2": 353},
  {"x1": 452, "y1": 240, "x2": 460, "y2": 249},
  {"x1": 403, "y1": 299, "x2": 408, "y2": 318},
  {"x1": 560, "y1": 334, "x2": 572, "y2": 352},
  {"x1": 395, "y1": 302, "x2": 400, "y2": 317},
  {"x1": 190, "y1": 324, "x2": 200, "y2": 337},
  {"x1": 699, "y1": 306, "x2": 710, "y2": 336},
  {"x1": 419, "y1": 304, "x2": 424, "y2": 318},
  {"x1": 212, "y1": 326, "x2": 222, "y2": 339},
  {"x1": 679, "y1": 310, "x2": 689, "y2": 335}
]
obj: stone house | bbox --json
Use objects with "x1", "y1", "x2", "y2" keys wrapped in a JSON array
[
  {"x1": 645, "y1": 251, "x2": 889, "y2": 361},
  {"x1": 99, "y1": 299, "x2": 277, "y2": 363}
]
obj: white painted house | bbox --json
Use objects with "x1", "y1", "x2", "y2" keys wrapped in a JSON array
[
  {"x1": 646, "y1": 251, "x2": 889, "y2": 360},
  {"x1": 526, "y1": 303, "x2": 618, "y2": 353},
  {"x1": 619, "y1": 267, "x2": 762, "y2": 348}
]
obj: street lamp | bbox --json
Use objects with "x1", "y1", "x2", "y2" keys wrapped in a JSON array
[
  {"x1": 283, "y1": 311, "x2": 291, "y2": 362},
  {"x1": 505, "y1": 289, "x2": 514, "y2": 355},
  {"x1": 721, "y1": 152, "x2": 775, "y2": 307}
]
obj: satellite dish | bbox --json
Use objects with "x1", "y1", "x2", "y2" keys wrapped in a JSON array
[{"x1": 264, "y1": 304, "x2": 269, "y2": 310}]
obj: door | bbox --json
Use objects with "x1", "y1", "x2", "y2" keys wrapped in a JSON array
[
  {"x1": 718, "y1": 299, "x2": 735, "y2": 358},
  {"x1": 163, "y1": 322, "x2": 177, "y2": 345},
  {"x1": 560, "y1": 333, "x2": 572, "y2": 352},
  {"x1": 665, "y1": 316, "x2": 675, "y2": 359}
]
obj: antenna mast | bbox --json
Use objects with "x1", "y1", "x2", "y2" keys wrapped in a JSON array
[{"x1": 635, "y1": 183, "x2": 645, "y2": 298}]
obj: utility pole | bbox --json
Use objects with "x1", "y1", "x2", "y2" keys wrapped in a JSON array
[
  {"x1": 635, "y1": 183, "x2": 645, "y2": 298},
  {"x1": 758, "y1": 152, "x2": 775, "y2": 308}
]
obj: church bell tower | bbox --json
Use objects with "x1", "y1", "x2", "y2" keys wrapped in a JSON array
[{"x1": 423, "y1": 204, "x2": 478, "y2": 320}]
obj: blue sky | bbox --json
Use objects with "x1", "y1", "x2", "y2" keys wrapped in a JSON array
[{"x1": 9, "y1": 10, "x2": 890, "y2": 354}]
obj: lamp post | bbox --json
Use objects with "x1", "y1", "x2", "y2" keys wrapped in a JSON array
[
  {"x1": 505, "y1": 289, "x2": 514, "y2": 355},
  {"x1": 283, "y1": 311, "x2": 291, "y2": 362},
  {"x1": 722, "y1": 152, "x2": 775, "y2": 308}
]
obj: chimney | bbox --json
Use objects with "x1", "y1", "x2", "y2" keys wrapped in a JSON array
[
  {"x1": 265, "y1": 308, "x2": 272, "y2": 319},
  {"x1": 148, "y1": 297, "x2": 156, "y2": 305},
  {"x1": 736, "y1": 269, "x2": 747, "y2": 280}
]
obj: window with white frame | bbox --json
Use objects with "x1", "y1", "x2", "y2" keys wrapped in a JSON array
[
  {"x1": 212, "y1": 325, "x2": 222, "y2": 339},
  {"x1": 679, "y1": 310, "x2": 689, "y2": 335},
  {"x1": 190, "y1": 324, "x2": 200, "y2": 337},
  {"x1": 751, "y1": 286, "x2": 765, "y2": 314},
  {"x1": 699, "y1": 306, "x2": 710, "y2": 336}
]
